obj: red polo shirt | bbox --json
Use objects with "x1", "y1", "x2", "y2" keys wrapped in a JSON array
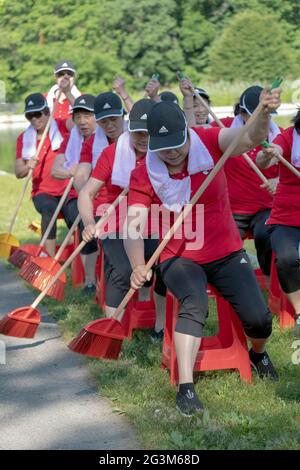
[
  {"x1": 16, "y1": 119, "x2": 69, "y2": 197},
  {"x1": 267, "y1": 127, "x2": 300, "y2": 227},
  {"x1": 128, "y1": 127, "x2": 242, "y2": 264}
]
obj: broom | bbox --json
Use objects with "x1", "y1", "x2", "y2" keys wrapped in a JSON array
[
  {"x1": 68, "y1": 81, "x2": 281, "y2": 360},
  {"x1": 0, "y1": 189, "x2": 128, "y2": 339},
  {"x1": 10, "y1": 176, "x2": 74, "y2": 269},
  {"x1": 261, "y1": 141, "x2": 300, "y2": 178},
  {"x1": 0, "y1": 92, "x2": 62, "y2": 260},
  {"x1": 19, "y1": 213, "x2": 81, "y2": 301},
  {"x1": 178, "y1": 71, "x2": 280, "y2": 190}
]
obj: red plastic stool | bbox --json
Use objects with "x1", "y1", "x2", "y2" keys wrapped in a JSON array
[
  {"x1": 97, "y1": 251, "x2": 156, "y2": 337},
  {"x1": 71, "y1": 227, "x2": 85, "y2": 288},
  {"x1": 161, "y1": 286, "x2": 252, "y2": 385},
  {"x1": 268, "y1": 253, "x2": 296, "y2": 328}
]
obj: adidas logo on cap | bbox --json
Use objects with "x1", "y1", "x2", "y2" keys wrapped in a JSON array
[
  {"x1": 240, "y1": 258, "x2": 248, "y2": 264},
  {"x1": 140, "y1": 113, "x2": 147, "y2": 120},
  {"x1": 79, "y1": 99, "x2": 86, "y2": 104},
  {"x1": 62, "y1": 62, "x2": 69, "y2": 67},
  {"x1": 28, "y1": 100, "x2": 34, "y2": 106},
  {"x1": 103, "y1": 103, "x2": 112, "y2": 109},
  {"x1": 158, "y1": 125, "x2": 168, "y2": 134}
]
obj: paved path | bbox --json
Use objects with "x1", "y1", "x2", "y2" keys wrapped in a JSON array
[{"x1": 0, "y1": 262, "x2": 139, "y2": 450}]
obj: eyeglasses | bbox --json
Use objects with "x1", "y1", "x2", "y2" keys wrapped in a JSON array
[
  {"x1": 25, "y1": 111, "x2": 43, "y2": 120},
  {"x1": 56, "y1": 70, "x2": 75, "y2": 78}
]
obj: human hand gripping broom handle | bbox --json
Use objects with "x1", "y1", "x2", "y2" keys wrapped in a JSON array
[
  {"x1": 7, "y1": 91, "x2": 63, "y2": 235},
  {"x1": 177, "y1": 71, "x2": 277, "y2": 187},
  {"x1": 112, "y1": 91, "x2": 278, "y2": 321},
  {"x1": 143, "y1": 74, "x2": 160, "y2": 99},
  {"x1": 30, "y1": 188, "x2": 129, "y2": 309},
  {"x1": 261, "y1": 141, "x2": 300, "y2": 178},
  {"x1": 39, "y1": 176, "x2": 74, "y2": 246}
]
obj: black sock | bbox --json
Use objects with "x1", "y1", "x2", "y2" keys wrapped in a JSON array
[
  {"x1": 249, "y1": 348, "x2": 265, "y2": 362},
  {"x1": 178, "y1": 383, "x2": 195, "y2": 396}
]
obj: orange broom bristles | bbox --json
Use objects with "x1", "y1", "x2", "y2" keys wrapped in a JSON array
[
  {"x1": 0, "y1": 307, "x2": 40, "y2": 338},
  {"x1": 9, "y1": 244, "x2": 48, "y2": 269}
]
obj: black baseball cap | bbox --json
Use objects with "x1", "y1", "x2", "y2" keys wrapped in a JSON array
[
  {"x1": 24, "y1": 93, "x2": 48, "y2": 114},
  {"x1": 147, "y1": 102, "x2": 187, "y2": 152},
  {"x1": 128, "y1": 99, "x2": 156, "y2": 132},
  {"x1": 194, "y1": 87, "x2": 210, "y2": 103},
  {"x1": 94, "y1": 92, "x2": 124, "y2": 121},
  {"x1": 72, "y1": 94, "x2": 95, "y2": 113},
  {"x1": 239, "y1": 85, "x2": 263, "y2": 115},
  {"x1": 159, "y1": 91, "x2": 179, "y2": 105},
  {"x1": 54, "y1": 60, "x2": 76, "y2": 75}
]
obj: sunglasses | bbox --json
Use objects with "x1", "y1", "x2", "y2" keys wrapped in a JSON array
[
  {"x1": 56, "y1": 70, "x2": 75, "y2": 78},
  {"x1": 26, "y1": 111, "x2": 43, "y2": 120}
]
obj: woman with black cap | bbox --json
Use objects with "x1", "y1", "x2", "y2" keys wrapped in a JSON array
[
  {"x1": 78, "y1": 99, "x2": 166, "y2": 338},
  {"x1": 51, "y1": 94, "x2": 99, "y2": 293},
  {"x1": 46, "y1": 60, "x2": 81, "y2": 120},
  {"x1": 256, "y1": 109, "x2": 300, "y2": 336},
  {"x1": 124, "y1": 84, "x2": 281, "y2": 416},
  {"x1": 15, "y1": 93, "x2": 71, "y2": 257},
  {"x1": 211, "y1": 85, "x2": 280, "y2": 279}
]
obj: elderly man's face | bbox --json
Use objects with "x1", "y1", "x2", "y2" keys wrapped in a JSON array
[{"x1": 55, "y1": 70, "x2": 75, "y2": 89}]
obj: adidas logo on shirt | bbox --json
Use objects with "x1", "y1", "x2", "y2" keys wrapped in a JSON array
[
  {"x1": 103, "y1": 103, "x2": 112, "y2": 109},
  {"x1": 140, "y1": 113, "x2": 147, "y2": 120},
  {"x1": 159, "y1": 125, "x2": 168, "y2": 134},
  {"x1": 240, "y1": 258, "x2": 248, "y2": 264}
]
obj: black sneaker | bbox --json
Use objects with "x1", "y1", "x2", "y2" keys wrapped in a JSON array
[
  {"x1": 249, "y1": 349, "x2": 279, "y2": 381},
  {"x1": 82, "y1": 283, "x2": 96, "y2": 295},
  {"x1": 176, "y1": 390, "x2": 204, "y2": 418},
  {"x1": 150, "y1": 328, "x2": 164, "y2": 344}
]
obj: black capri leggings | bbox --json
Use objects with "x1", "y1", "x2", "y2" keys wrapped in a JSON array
[
  {"x1": 100, "y1": 236, "x2": 167, "y2": 308},
  {"x1": 159, "y1": 249, "x2": 272, "y2": 339},
  {"x1": 271, "y1": 225, "x2": 300, "y2": 294},
  {"x1": 32, "y1": 193, "x2": 78, "y2": 239},
  {"x1": 233, "y1": 209, "x2": 273, "y2": 276}
]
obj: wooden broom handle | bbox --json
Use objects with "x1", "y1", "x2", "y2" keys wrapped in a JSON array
[
  {"x1": 54, "y1": 213, "x2": 81, "y2": 261},
  {"x1": 31, "y1": 188, "x2": 128, "y2": 308},
  {"x1": 112, "y1": 101, "x2": 268, "y2": 321},
  {"x1": 275, "y1": 152, "x2": 300, "y2": 178},
  {"x1": 40, "y1": 177, "x2": 74, "y2": 246},
  {"x1": 192, "y1": 87, "x2": 269, "y2": 185},
  {"x1": 8, "y1": 91, "x2": 62, "y2": 235}
]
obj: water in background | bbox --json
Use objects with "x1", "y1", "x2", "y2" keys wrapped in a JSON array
[{"x1": 0, "y1": 128, "x2": 22, "y2": 173}]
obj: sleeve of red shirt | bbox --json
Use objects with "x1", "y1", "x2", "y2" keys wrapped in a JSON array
[
  {"x1": 79, "y1": 135, "x2": 93, "y2": 164},
  {"x1": 56, "y1": 118, "x2": 69, "y2": 137},
  {"x1": 16, "y1": 133, "x2": 24, "y2": 160},
  {"x1": 128, "y1": 165, "x2": 154, "y2": 208},
  {"x1": 210, "y1": 116, "x2": 234, "y2": 128},
  {"x1": 272, "y1": 127, "x2": 292, "y2": 160},
  {"x1": 91, "y1": 148, "x2": 112, "y2": 183},
  {"x1": 57, "y1": 135, "x2": 69, "y2": 154},
  {"x1": 192, "y1": 126, "x2": 222, "y2": 163}
]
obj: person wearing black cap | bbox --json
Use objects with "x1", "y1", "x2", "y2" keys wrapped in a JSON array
[
  {"x1": 15, "y1": 92, "x2": 71, "y2": 257},
  {"x1": 211, "y1": 85, "x2": 281, "y2": 279},
  {"x1": 124, "y1": 87, "x2": 281, "y2": 416},
  {"x1": 45, "y1": 59, "x2": 81, "y2": 120},
  {"x1": 78, "y1": 99, "x2": 166, "y2": 335},
  {"x1": 159, "y1": 91, "x2": 179, "y2": 105}
]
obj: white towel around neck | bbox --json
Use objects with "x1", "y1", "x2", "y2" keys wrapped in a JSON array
[
  {"x1": 46, "y1": 84, "x2": 81, "y2": 112},
  {"x1": 146, "y1": 128, "x2": 214, "y2": 212},
  {"x1": 111, "y1": 131, "x2": 136, "y2": 188},
  {"x1": 291, "y1": 128, "x2": 300, "y2": 168},
  {"x1": 21, "y1": 120, "x2": 63, "y2": 160},
  {"x1": 64, "y1": 126, "x2": 84, "y2": 169},
  {"x1": 230, "y1": 115, "x2": 280, "y2": 143},
  {"x1": 92, "y1": 120, "x2": 129, "y2": 169}
]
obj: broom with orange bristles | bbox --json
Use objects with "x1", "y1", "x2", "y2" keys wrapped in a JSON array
[
  {"x1": 0, "y1": 189, "x2": 128, "y2": 339},
  {"x1": 68, "y1": 82, "x2": 281, "y2": 359},
  {"x1": 10, "y1": 177, "x2": 74, "y2": 269},
  {"x1": 19, "y1": 213, "x2": 81, "y2": 301}
]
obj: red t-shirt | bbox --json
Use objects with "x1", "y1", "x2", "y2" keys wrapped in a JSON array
[
  {"x1": 56, "y1": 134, "x2": 81, "y2": 200},
  {"x1": 44, "y1": 92, "x2": 74, "y2": 120},
  {"x1": 16, "y1": 119, "x2": 69, "y2": 197},
  {"x1": 79, "y1": 133, "x2": 108, "y2": 214},
  {"x1": 128, "y1": 127, "x2": 242, "y2": 264},
  {"x1": 211, "y1": 116, "x2": 279, "y2": 214},
  {"x1": 267, "y1": 127, "x2": 300, "y2": 227},
  {"x1": 91, "y1": 143, "x2": 145, "y2": 234}
]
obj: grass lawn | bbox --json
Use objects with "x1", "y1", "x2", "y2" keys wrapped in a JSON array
[{"x1": 1, "y1": 173, "x2": 300, "y2": 450}]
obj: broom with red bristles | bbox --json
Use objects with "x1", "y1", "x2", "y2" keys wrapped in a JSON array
[
  {"x1": 19, "y1": 213, "x2": 81, "y2": 301},
  {"x1": 0, "y1": 189, "x2": 128, "y2": 339},
  {"x1": 68, "y1": 83, "x2": 281, "y2": 360},
  {"x1": 10, "y1": 177, "x2": 74, "y2": 269}
]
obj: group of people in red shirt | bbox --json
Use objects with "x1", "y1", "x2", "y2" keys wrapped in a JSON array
[{"x1": 16, "y1": 59, "x2": 300, "y2": 417}]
